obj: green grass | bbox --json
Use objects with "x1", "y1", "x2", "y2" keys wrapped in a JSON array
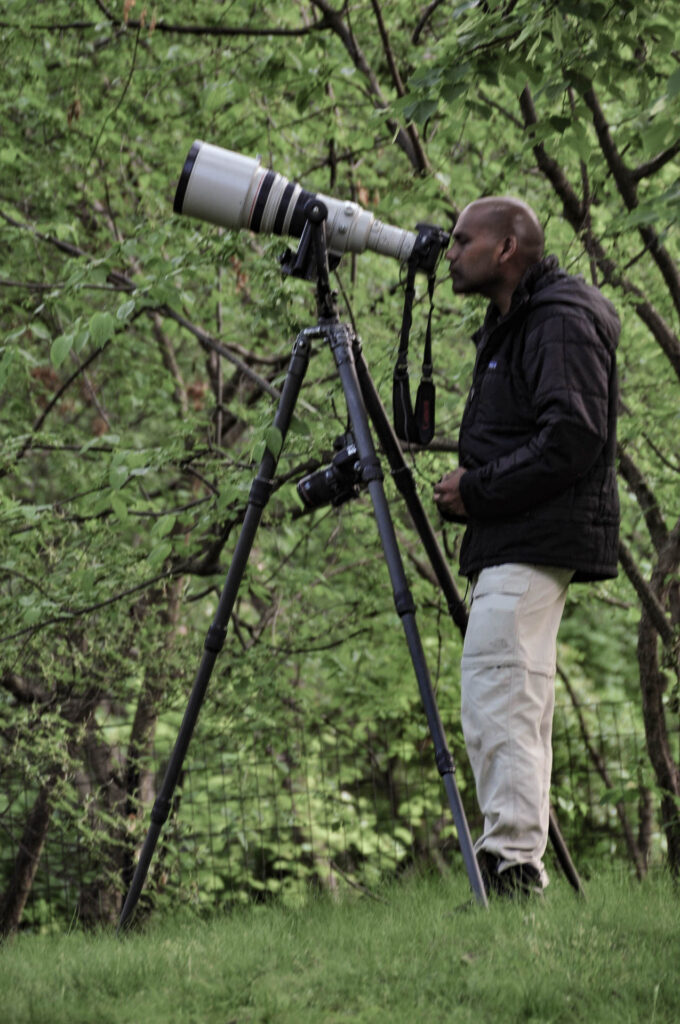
[{"x1": 2, "y1": 870, "x2": 678, "y2": 1023}]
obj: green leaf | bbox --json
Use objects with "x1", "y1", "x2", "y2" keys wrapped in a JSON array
[
  {"x1": 110, "y1": 492, "x2": 129, "y2": 521},
  {"x1": 73, "y1": 327, "x2": 90, "y2": 354},
  {"x1": 566, "y1": 122, "x2": 591, "y2": 163},
  {"x1": 403, "y1": 99, "x2": 439, "y2": 125},
  {"x1": 108, "y1": 464, "x2": 128, "y2": 490},
  {"x1": 640, "y1": 117, "x2": 673, "y2": 157},
  {"x1": 89, "y1": 311, "x2": 115, "y2": 346},
  {"x1": 668, "y1": 67, "x2": 680, "y2": 98},
  {"x1": 0, "y1": 348, "x2": 15, "y2": 393},
  {"x1": 548, "y1": 116, "x2": 571, "y2": 133},
  {"x1": 29, "y1": 321, "x2": 51, "y2": 341},
  {"x1": 508, "y1": 19, "x2": 538, "y2": 52},
  {"x1": 116, "y1": 299, "x2": 136, "y2": 321},
  {"x1": 147, "y1": 540, "x2": 172, "y2": 568},
  {"x1": 50, "y1": 333, "x2": 73, "y2": 368},
  {"x1": 0, "y1": 145, "x2": 26, "y2": 164},
  {"x1": 152, "y1": 514, "x2": 176, "y2": 538},
  {"x1": 441, "y1": 81, "x2": 467, "y2": 104},
  {"x1": 265, "y1": 426, "x2": 283, "y2": 459},
  {"x1": 251, "y1": 439, "x2": 266, "y2": 464},
  {"x1": 289, "y1": 416, "x2": 311, "y2": 437}
]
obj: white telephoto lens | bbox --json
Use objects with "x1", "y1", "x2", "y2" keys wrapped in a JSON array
[{"x1": 175, "y1": 140, "x2": 416, "y2": 263}]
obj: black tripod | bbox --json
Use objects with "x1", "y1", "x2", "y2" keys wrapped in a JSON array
[{"x1": 118, "y1": 202, "x2": 581, "y2": 930}]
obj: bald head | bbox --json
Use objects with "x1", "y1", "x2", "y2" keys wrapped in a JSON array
[
  {"x1": 461, "y1": 197, "x2": 544, "y2": 266},
  {"x1": 446, "y1": 196, "x2": 545, "y2": 313}
]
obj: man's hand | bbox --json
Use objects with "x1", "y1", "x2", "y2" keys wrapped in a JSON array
[{"x1": 433, "y1": 467, "x2": 468, "y2": 519}]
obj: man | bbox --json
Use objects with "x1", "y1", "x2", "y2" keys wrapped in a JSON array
[{"x1": 433, "y1": 197, "x2": 620, "y2": 897}]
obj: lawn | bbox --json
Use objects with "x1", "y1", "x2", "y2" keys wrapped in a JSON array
[{"x1": 2, "y1": 869, "x2": 678, "y2": 1023}]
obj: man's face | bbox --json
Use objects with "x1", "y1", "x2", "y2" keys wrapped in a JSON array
[{"x1": 445, "y1": 205, "x2": 504, "y2": 298}]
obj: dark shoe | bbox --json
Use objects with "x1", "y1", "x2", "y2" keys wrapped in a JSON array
[
  {"x1": 476, "y1": 849, "x2": 500, "y2": 896},
  {"x1": 477, "y1": 849, "x2": 543, "y2": 900}
]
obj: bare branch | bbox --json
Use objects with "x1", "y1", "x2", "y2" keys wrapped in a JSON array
[
  {"x1": 27, "y1": 2, "x2": 328, "y2": 38},
  {"x1": 617, "y1": 444, "x2": 669, "y2": 554},
  {"x1": 160, "y1": 307, "x2": 284, "y2": 404},
  {"x1": 0, "y1": 208, "x2": 88, "y2": 260},
  {"x1": 618, "y1": 539, "x2": 675, "y2": 648},
  {"x1": 150, "y1": 313, "x2": 188, "y2": 418},
  {"x1": 309, "y1": 0, "x2": 429, "y2": 173},
  {"x1": 478, "y1": 87, "x2": 524, "y2": 130},
  {"x1": 412, "y1": 0, "x2": 448, "y2": 44},
  {"x1": 0, "y1": 209, "x2": 292, "y2": 407},
  {"x1": 369, "y1": 0, "x2": 430, "y2": 173},
  {"x1": 370, "y1": 0, "x2": 407, "y2": 97},
  {"x1": 652, "y1": 518, "x2": 680, "y2": 599},
  {"x1": 0, "y1": 278, "x2": 54, "y2": 291},
  {"x1": 0, "y1": 20, "x2": 94, "y2": 30},
  {"x1": 0, "y1": 343, "x2": 111, "y2": 480},
  {"x1": 518, "y1": 87, "x2": 680, "y2": 385},
  {"x1": 519, "y1": 87, "x2": 586, "y2": 227},
  {"x1": 0, "y1": 569, "x2": 176, "y2": 645},
  {"x1": 583, "y1": 85, "x2": 680, "y2": 318},
  {"x1": 87, "y1": 22, "x2": 141, "y2": 168},
  {"x1": 632, "y1": 139, "x2": 680, "y2": 182}
]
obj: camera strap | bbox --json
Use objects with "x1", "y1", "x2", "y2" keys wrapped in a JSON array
[{"x1": 392, "y1": 259, "x2": 436, "y2": 445}]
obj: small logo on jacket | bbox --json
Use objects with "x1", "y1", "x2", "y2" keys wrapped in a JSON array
[{"x1": 488, "y1": 360, "x2": 498, "y2": 369}]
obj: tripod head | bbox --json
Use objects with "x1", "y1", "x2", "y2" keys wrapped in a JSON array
[
  {"x1": 279, "y1": 199, "x2": 338, "y2": 320},
  {"x1": 280, "y1": 203, "x2": 450, "y2": 281},
  {"x1": 280, "y1": 200, "x2": 450, "y2": 330}
]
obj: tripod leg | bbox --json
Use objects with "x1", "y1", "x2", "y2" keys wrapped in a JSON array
[
  {"x1": 326, "y1": 323, "x2": 488, "y2": 907},
  {"x1": 117, "y1": 331, "x2": 314, "y2": 932},
  {"x1": 353, "y1": 342, "x2": 468, "y2": 634},
  {"x1": 549, "y1": 810, "x2": 585, "y2": 896},
  {"x1": 354, "y1": 341, "x2": 585, "y2": 898}
]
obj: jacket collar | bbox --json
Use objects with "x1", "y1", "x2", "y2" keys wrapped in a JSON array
[{"x1": 473, "y1": 255, "x2": 561, "y2": 347}]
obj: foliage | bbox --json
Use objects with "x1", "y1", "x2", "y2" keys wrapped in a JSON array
[{"x1": 1, "y1": 0, "x2": 679, "y2": 930}]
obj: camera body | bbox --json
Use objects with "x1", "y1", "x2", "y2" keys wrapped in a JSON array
[{"x1": 297, "y1": 433, "x2": 363, "y2": 509}]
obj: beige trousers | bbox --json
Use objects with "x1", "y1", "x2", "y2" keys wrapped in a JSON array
[{"x1": 460, "y1": 563, "x2": 573, "y2": 883}]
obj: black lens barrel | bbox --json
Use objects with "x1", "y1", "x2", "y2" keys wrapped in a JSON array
[
  {"x1": 246, "y1": 168, "x2": 316, "y2": 239},
  {"x1": 173, "y1": 140, "x2": 202, "y2": 215},
  {"x1": 249, "y1": 171, "x2": 276, "y2": 232}
]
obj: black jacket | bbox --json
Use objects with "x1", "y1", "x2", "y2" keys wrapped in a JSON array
[{"x1": 457, "y1": 256, "x2": 620, "y2": 582}]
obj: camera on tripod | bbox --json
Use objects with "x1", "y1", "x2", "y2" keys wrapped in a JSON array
[
  {"x1": 174, "y1": 140, "x2": 451, "y2": 481},
  {"x1": 174, "y1": 140, "x2": 451, "y2": 274},
  {"x1": 297, "y1": 432, "x2": 363, "y2": 509}
]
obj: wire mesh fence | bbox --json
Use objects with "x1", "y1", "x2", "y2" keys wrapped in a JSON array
[{"x1": 1, "y1": 698, "x2": 674, "y2": 931}]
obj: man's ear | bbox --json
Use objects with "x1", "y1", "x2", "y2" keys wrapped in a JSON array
[{"x1": 498, "y1": 234, "x2": 518, "y2": 264}]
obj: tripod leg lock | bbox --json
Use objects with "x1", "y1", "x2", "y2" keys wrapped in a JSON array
[
  {"x1": 204, "y1": 625, "x2": 227, "y2": 653},
  {"x1": 393, "y1": 588, "x2": 416, "y2": 618},
  {"x1": 435, "y1": 747, "x2": 455, "y2": 776},
  {"x1": 359, "y1": 456, "x2": 383, "y2": 483},
  {"x1": 249, "y1": 477, "x2": 273, "y2": 508}
]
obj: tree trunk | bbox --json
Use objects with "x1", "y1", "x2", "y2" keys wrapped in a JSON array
[
  {"x1": 637, "y1": 611, "x2": 680, "y2": 873},
  {"x1": 0, "y1": 778, "x2": 57, "y2": 939},
  {"x1": 121, "y1": 579, "x2": 185, "y2": 894}
]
